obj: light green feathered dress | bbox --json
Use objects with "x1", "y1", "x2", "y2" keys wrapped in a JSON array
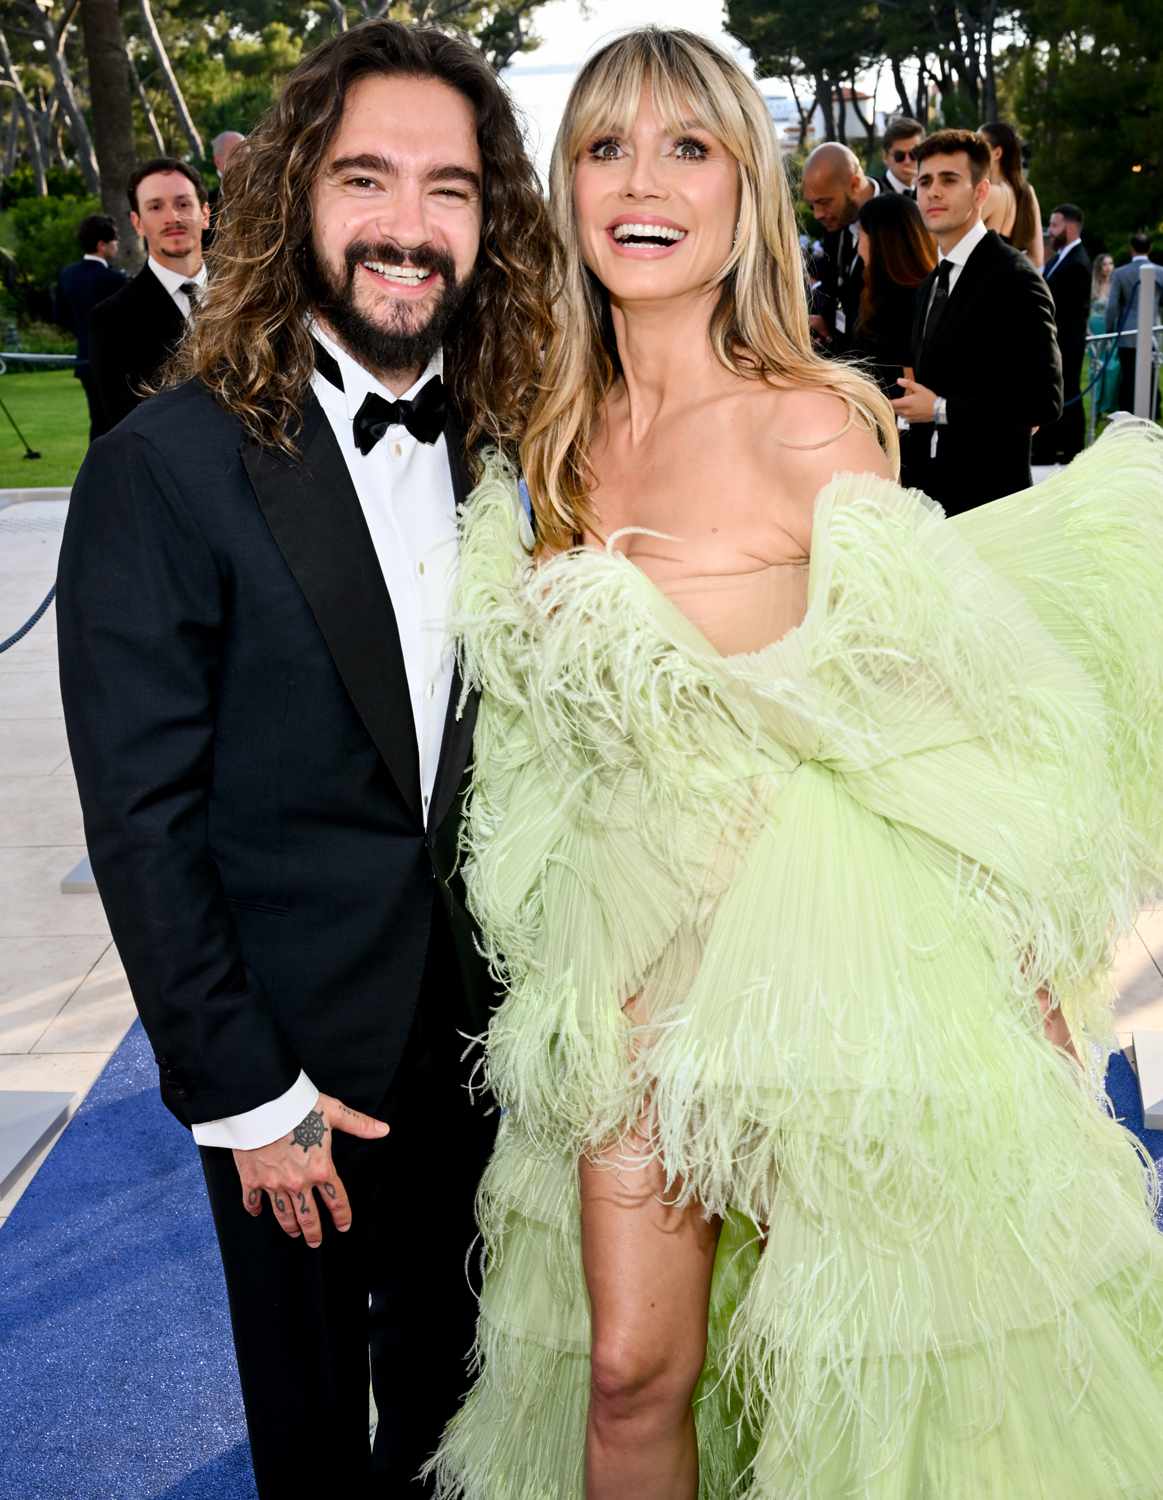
[{"x1": 429, "y1": 420, "x2": 1163, "y2": 1499}]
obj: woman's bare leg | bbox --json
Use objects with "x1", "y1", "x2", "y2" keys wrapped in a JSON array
[{"x1": 580, "y1": 1128, "x2": 721, "y2": 1500}]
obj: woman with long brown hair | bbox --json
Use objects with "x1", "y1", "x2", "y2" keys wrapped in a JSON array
[
  {"x1": 852, "y1": 189, "x2": 937, "y2": 393},
  {"x1": 429, "y1": 25, "x2": 1163, "y2": 1500},
  {"x1": 980, "y1": 119, "x2": 1044, "y2": 266}
]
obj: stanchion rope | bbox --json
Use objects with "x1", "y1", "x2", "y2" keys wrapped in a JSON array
[{"x1": 0, "y1": 583, "x2": 56, "y2": 653}]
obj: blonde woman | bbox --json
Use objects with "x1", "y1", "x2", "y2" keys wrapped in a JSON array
[{"x1": 429, "y1": 28, "x2": 1163, "y2": 1500}]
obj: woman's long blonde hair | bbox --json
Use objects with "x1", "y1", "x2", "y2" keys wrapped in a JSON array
[{"x1": 522, "y1": 27, "x2": 898, "y2": 552}]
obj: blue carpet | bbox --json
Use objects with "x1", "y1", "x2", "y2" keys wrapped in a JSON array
[
  {"x1": 0, "y1": 1022, "x2": 255, "y2": 1500},
  {"x1": 1, "y1": 1025, "x2": 1161, "y2": 1499}
]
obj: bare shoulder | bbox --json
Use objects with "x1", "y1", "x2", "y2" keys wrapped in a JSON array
[{"x1": 739, "y1": 384, "x2": 892, "y2": 554}]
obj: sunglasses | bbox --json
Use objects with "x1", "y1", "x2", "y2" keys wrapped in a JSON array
[{"x1": 890, "y1": 148, "x2": 919, "y2": 163}]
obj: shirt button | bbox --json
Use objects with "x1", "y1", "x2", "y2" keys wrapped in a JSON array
[
  {"x1": 391, "y1": 442, "x2": 402, "y2": 458},
  {"x1": 426, "y1": 682, "x2": 435, "y2": 699},
  {"x1": 417, "y1": 560, "x2": 425, "y2": 577}
]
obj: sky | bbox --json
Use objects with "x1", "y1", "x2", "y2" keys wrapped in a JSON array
[{"x1": 502, "y1": 0, "x2": 756, "y2": 178}]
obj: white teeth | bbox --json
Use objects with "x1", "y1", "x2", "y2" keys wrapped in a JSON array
[
  {"x1": 611, "y1": 222, "x2": 686, "y2": 243},
  {"x1": 362, "y1": 261, "x2": 431, "y2": 282}
]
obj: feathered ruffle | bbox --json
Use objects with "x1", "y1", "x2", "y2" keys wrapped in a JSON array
[{"x1": 431, "y1": 422, "x2": 1163, "y2": 1498}]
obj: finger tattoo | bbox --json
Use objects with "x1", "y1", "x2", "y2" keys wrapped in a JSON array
[
  {"x1": 322, "y1": 1183, "x2": 337, "y2": 1200},
  {"x1": 296, "y1": 1190, "x2": 313, "y2": 1217},
  {"x1": 274, "y1": 1193, "x2": 287, "y2": 1214},
  {"x1": 247, "y1": 1188, "x2": 260, "y2": 1208},
  {"x1": 291, "y1": 1109, "x2": 327, "y2": 1153}
]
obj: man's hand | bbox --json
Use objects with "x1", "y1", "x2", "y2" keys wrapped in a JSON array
[
  {"x1": 890, "y1": 376, "x2": 938, "y2": 423},
  {"x1": 233, "y1": 1093, "x2": 389, "y2": 1248},
  {"x1": 809, "y1": 313, "x2": 832, "y2": 344}
]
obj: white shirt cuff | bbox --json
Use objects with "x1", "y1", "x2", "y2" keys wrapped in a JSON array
[{"x1": 191, "y1": 1071, "x2": 319, "y2": 1150}]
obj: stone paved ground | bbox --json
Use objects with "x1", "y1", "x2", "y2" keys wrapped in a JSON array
[{"x1": 0, "y1": 488, "x2": 1161, "y2": 1230}]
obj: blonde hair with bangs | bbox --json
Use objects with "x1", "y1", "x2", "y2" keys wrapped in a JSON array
[{"x1": 522, "y1": 28, "x2": 898, "y2": 553}]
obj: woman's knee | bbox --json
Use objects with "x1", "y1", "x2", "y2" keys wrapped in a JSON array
[{"x1": 589, "y1": 1330, "x2": 706, "y2": 1432}]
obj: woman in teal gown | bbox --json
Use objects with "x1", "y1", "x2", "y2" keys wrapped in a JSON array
[{"x1": 429, "y1": 28, "x2": 1163, "y2": 1499}]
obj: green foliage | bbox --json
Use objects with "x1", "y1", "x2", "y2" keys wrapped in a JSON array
[
  {"x1": 1009, "y1": 21, "x2": 1163, "y2": 247},
  {"x1": 8, "y1": 196, "x2": 101, "y2": 295},
  {"x1": 0, "y1": 166, "x2": 90, "y2": 211}
]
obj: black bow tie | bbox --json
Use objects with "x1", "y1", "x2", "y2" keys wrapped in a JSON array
[{"x1": 352, "y1": 377, "x2": 446, "y2": 452}]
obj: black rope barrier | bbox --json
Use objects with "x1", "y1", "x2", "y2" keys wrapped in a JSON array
[{"x1": 0, "y1": 583, "x2": 56, "y2": 653}]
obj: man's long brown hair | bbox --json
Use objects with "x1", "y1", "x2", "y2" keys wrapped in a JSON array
[{"x1": 170, "y1": 21, "x2": 556, "y2": 460}]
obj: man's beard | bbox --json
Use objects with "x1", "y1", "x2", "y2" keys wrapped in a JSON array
[{"x1": 305, "y1": 238, "x2": 470, "y2": 375}]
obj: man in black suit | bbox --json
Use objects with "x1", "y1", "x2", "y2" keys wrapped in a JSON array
[
  {"x1": 57, "y1": 22, "x2": 554, "y2": 1498},
  {"x1": 892, "y1": 128, "x2": 1062, "y2": 514},
  {"x1": 55, "y1": 213, "x2": 126, "y2": 441},
  {"x1": 1032, "y1": 203, "x2": 1092, "y2": 464},
  {"x1": 880, "y1": 116, "x2": 923, "y2": 198},
  {"x1": 802, "y1": 142, "x2": 880, "y2": 353},
  {"x1": 88, "y1": 156, "x2": 209, "y2": 434},
  {"x1": 1107, "y1": 232, "x2": 1163, "y2": 416}
]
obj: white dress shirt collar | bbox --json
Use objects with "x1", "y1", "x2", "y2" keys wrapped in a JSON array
[
  {"x1": 148, "y1": 255, "x2": 206, "y2": 294},
  {"x1": 311, "y1": 321, "x2": 443, "y2": 422},
  {"x1": 939, "y1": 215, "x2": 988, "y2": 269},
  {"x1": 886, "y1": 168, "x2": 912, "y2": 196},
  {"x1": 83, "y1": 253, "x2": 109, "y2": 265}
]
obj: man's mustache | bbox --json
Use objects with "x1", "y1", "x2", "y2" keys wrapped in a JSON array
[{"x1": 343, "y1": 240, "x2": 456, "y2": 284}]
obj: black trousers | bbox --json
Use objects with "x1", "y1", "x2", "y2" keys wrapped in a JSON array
[
  {"x1": 199, "y1": 907, "x2": 496, "y2": 1499},
  {"x1": 1118, "y1": 346, "x2": 1160, "y2": 417},
  {"x1": 1031, "y1": 343, "x2": 1084, "y2": 465},
  {"x1": 75, "y1": 367, "x2": 107, "y2": 443}
]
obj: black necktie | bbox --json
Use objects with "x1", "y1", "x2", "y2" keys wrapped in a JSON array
[
  {"x1": 179, "y1": 280, "x2": 200, "y2": 308},
  {"x1": 352, "y1": 376, "x2": 447, "y2": 453},
  {"x1": 924, "y1": 259, "x2": 953, "y2": 343}
]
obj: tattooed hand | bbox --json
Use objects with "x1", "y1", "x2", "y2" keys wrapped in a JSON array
[{"x1": 232, "y1": 1093, "x2": 389, "y2": 1248}]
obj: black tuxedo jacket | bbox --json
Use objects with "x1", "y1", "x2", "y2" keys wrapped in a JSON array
[
  {"x1": 902, "y1": 230, "x2": 1062, "y2": 515},
  {"x1": 56, "y1": 258, "x2": 126, "y2": 371},
  {"x1": 1044, "y1": 242, "x2": 1092, "y2": 368},
  {"x1": 57, "y1": 379, "x2": 491, "y2": 1127},
  {"x1": 88, "y1": 264, "x2": 187, "y2": 435},
  {"x1": 814, "y1": 225, "x2": 863, "y2": 353}
]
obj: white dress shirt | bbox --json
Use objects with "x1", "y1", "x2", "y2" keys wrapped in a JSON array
[
  {"x1": 924, "y1": 218, "x2": 989, "y2": 439},
  {"x1": 191, "y1": 325, "x2": 459, "y2": 1151},
  {"x1": 886, "y1": 168, "x2": 913, "y2": 196},
  {"x1": 147, "y1": 255, "x2": 207, "y2": 318}
]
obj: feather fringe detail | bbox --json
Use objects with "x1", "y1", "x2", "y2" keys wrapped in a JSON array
[{"x1": 432, "y1": 426, "x2": 1163, "y2": 1497}]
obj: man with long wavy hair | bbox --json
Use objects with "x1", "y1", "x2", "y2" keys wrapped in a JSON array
[{"x1": 56, "y1": 20, "x2": 555, "y2": 1496}]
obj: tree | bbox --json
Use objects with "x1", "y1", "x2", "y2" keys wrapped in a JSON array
[
  {"x1": 0, "y1": 27, "x2": 48, "y2": 195},
  {"x1": 80, "y1": 0, "x2": 143, "y2": 265}
]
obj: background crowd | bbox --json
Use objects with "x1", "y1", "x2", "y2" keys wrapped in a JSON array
[{"x1": 45, "y1": 104, "x2": 1163, "y2": 518}]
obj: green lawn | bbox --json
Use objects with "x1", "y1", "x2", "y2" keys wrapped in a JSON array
[{"x1": 0, "y1": 369, "x2": 89, "y2": 489}]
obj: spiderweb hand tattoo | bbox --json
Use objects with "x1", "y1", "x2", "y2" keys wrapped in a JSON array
[{"x1": 292, "y1": 1109, "x2": 327, "y2": 1153}]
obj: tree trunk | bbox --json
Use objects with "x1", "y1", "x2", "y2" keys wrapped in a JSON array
[
  {"x1": 833, "y1": 82, "x2": 848, "y2": 143},
  {"x1": 327, "y1": 0, "x2": 348, "y2": 29},
  {"x1": 814, "y1": 74, "x2": 835, "y2": 141},
  {"x1": 81, "y1": 0, "x2": 143, "y2": 268},
  {"x1": 2, "y1": 100, "x2": 17, "y2": 176},
  {"x1": 787, "y1": 72, "x2": 812, "y2": 148},
  {"x1": 0, "y1": 29, "x2": 48, "y2": 194},
  {"x1": 138, "y1": 0, "x2": 204, "y2": 160},
  {"x1": 848, "y1": 71, "x2": 877, "y2": 152},
  {"x1": 890, "y1": 55, "x2": 912, "y2": 117},
  {"x1": 128, "y1": 51, "x2": 166, "y2": 154},
  {"x1": 17, "y1": 0, "x2": 99, "y2": 192}
]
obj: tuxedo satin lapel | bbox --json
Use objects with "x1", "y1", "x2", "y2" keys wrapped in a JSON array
[
  {"x1": 243, "y1": 394, "x2": 423, "y2": 822},
  {"x1": 429, "y1": 406, "x2": 478, "y2": 833},
  {"x1": 137, "y1": 265, "x2": 185, "y2": 345}
]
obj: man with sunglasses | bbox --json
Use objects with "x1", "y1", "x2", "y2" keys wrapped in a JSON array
[{"x1": 881, "y1": 117, "x2": 924, "y2": 198}]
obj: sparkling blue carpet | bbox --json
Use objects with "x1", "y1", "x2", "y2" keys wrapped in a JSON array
[
  {"x1": 0, "y1": 1022, "x2": 1160, "y2": 1499},
  {"x1": 0, "y1": 1022, "x2": 256, "y2": 1500}
]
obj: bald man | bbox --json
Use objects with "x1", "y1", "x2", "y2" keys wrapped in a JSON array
[
  {"x1": 802, "y1": 143, "x2": 880, "y2": 352},
  {"x1": 206, "y1": 130, "x2": 246, "y2": 248}
]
